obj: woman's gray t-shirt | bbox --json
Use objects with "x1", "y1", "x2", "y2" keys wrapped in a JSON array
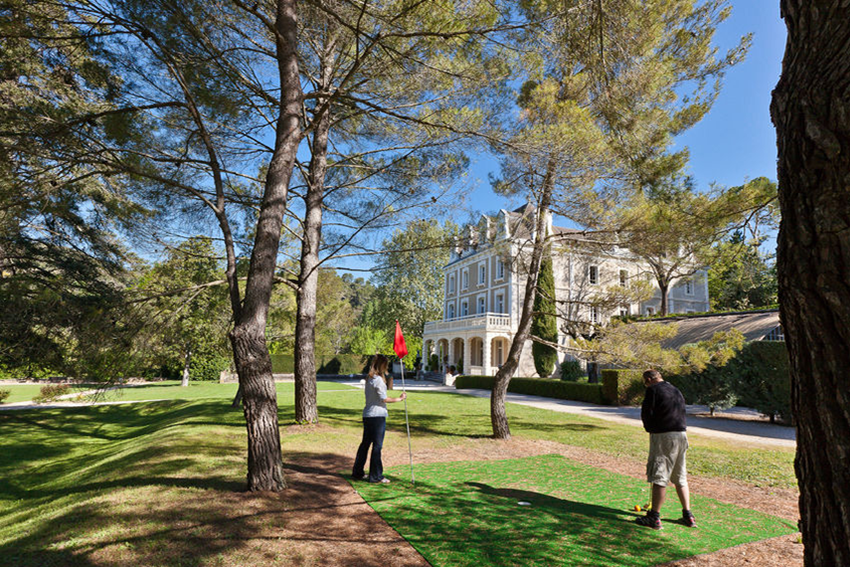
[{"x1": 363, "y1": 375, "x2": 388, "y2": 417}]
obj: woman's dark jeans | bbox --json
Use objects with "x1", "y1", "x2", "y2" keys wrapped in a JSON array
[{"x1": 352, "y1": 416, "x2": 387, "y2": 482}]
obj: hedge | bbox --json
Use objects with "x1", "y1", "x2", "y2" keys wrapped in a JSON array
[
  {"x1": 601, "y1": 369, "x2": 644, "y2": 406},
  {"x1": 271, "y1": 354, "x2": 370, "y2": 375},
  {"x1": 730, "y1": 341, "x2": 790, "y2": 421},
  {"x1": 455, "y1": 375, "x2": 607, "y2": 405}
]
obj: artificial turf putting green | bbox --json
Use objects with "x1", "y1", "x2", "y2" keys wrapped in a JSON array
[{"x1": 352, "y1": 454, "x2": 796, "y2": 567}]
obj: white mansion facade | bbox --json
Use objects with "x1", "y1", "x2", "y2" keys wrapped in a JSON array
[{"x1": 421, "y1": 206, "x2": 710, "y2": 378}]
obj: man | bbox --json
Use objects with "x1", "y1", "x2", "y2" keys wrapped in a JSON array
[{"x1": 636, "y1": 369, "x2": 696, "y2": 530}]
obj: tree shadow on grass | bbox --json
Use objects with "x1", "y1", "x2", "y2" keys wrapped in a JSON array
[{"x1": 361, "y1": 476, "x2": 697, "y2": 567}]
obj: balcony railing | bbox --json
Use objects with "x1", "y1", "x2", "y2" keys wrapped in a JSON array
[{"x1": 423, "y1": 312, "x2": 512, "y2": 334}]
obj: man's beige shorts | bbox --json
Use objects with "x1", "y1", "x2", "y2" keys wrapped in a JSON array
[{"x1": 647, "y1": 431, "x2": 689, "y2": 487}]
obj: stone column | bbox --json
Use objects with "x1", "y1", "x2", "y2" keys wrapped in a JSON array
[
  {"x1": 463, "y1": 336, "x2": 472, "y2": 375},
  {"x1": 483, "y1": 333, "x2": 492, "y2": 376}
]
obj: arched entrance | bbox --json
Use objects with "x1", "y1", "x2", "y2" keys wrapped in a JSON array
[
  {"x1": 451, "y1": 338, "x2": 465, "y2": 370},
  {"x1": 470, "y1": 337, "x2": 484, "y2": 368},
  {"x1": 491, "y1": 337, "x2": 508, "y2": 368}
]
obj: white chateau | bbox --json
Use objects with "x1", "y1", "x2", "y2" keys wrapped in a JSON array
[{"x1": 421, "y1": 205, "x2": 710, "y2": 378}]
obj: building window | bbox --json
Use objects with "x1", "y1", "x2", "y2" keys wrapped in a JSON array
[
  {"x1": 478, "y1": 263, "x2": 486, "y2": 285},
  {"x1": 590, "y1": 306, "x2": 600, "y2": 323},
  {"x1": 496, "y1": 258, "x2": 505, "y2": 279},
  {"x1": 449, "y1": 274, "x2": 455, "y2": 294},
  {"x1": 495, "y1": 293, "x2": 505, "y2": 314},
  {"x1": 461, "y1": 269, "x2": 469, "y2": 290},
  {"x1": 478, "y1": 297, "x2": 486, "y2": 314},
  {"x1": 589, "y1": 265, "x2": 599, "y2": 285},
  {"x1": 461, "y1": 300, "x2": 468, "y2": 317},
  {"x1": 619, "y1": 269, "x2": 628, "y2": 287},
  {"x1": 685, "y1": 278, "x2": 694, "y2": 295},
  {"x1": 448, "y1": 304, "x2": 455, "y2": 319},
  {"x1": 619, "y1": 305, "x2": 629, "y2": 317}
]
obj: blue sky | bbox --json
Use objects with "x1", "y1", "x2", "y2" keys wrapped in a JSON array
[{"x1": 462, "y1": 1, "x2": 787, "y2": 217}]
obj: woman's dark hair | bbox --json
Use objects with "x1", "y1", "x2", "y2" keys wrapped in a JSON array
[{"x1": 369, "y1": 354, "x2": 389, "y2": 378}]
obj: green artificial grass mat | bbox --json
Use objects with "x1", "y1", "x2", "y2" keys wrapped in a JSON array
[{"x1": 352, "y1": 454, "x2": 796, "y2": 567}]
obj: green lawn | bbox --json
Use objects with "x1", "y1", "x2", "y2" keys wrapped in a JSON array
[
  {"x1": 353, "y1": 455, "x2": 796, "y2": 567},
  {"x1": 0, "y1": 384, "x2": 796, "y2": 566},
  {"x1": 0, "y1": 384, "x2": 94, "y2": 404},
  {"x1": 87, "y1": 379, "x2": 356, "y2": 402},
  {"x1": 0, "y1": 380, "x2": 357, "y2": 404}
]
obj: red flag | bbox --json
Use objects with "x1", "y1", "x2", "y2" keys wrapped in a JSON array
[{"x1": 393, "y1": 320, "x2": 408, "y2": 359}]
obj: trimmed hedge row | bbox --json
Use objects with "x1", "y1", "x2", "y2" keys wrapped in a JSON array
[
  {"x1": 667, "y1": 341, "x2": 791, "y2": 421},
  {"x1": 601, "y1": 369, "x2": 644, "y2": 406},
  {"x1": 455, "y1": 375, "x2": 607, "y2": 405},
  {"x1": 270, "y1": 354, "x2": 371, "y2": 375},
  {"x1": 600, "y1": 342, "x2": 791, "y2": 421}
]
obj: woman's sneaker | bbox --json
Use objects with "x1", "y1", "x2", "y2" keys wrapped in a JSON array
[
  {"x1": 635, "y1": 512, "x2": 662, "y2": 530},
  {"x1": 682, "y1": 510, "x2": 697, "y2": 528}
]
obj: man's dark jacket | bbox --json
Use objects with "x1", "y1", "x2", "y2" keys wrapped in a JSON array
[{"x1": 641, "y1": 381, "x2": 687, "y2": 434}]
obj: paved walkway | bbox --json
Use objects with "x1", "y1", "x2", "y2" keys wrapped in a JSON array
[{"x1": 340, "y1": 377, "x2": 796, "y2": 449}]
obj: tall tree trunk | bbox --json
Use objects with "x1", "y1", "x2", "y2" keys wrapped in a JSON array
[
  {"x1": 771, "y1": 2, "x2": 850, "y2": 564},
  {"x1": 659, "y1": 281, "x2": 669, "y2": 316},
  {"x1": 229, "y1": 0, "x2": 303, "y2": 492},
  {"x1": 181, "y1": 347, "x2": 192, "y2": 387},
  {"x1": 491, "y1": 167, "x2": 554, "y2": 439},
  {"x1": 293, "y1": 55, "x2": 333, "y2": 424}
]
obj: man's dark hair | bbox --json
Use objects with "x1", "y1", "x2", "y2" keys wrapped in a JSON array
[{"x1": 643, "y1": 369, "x2": 662, "y2": 382}]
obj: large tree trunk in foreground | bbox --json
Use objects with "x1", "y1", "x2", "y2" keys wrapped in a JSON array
[
  {"x1": 229, "y1": 0, "x2": 303, "y2": 492},
  {"x1": 231, "y1": 326, "x2": 284, "y2": 491},
  {"x1": 491, "y1": 172, "x2": 553, "y2": 439},
  {"x1": 771, "y1": 2, "x2": 850, "y2": 564}
]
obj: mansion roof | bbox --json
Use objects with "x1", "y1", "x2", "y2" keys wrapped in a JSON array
[{"x1": 634, "y1": 309, "x2": 782, "y2": 349}]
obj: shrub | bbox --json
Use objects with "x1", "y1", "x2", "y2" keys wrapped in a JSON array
[
  {"x1": 601, "y1": 369, "x2": 644, "y2": 406},
  {"x1": 729, "y1": 341, "x2": 791, "y2": 422},
  {"x1": 560, "y1": 360, "x2": 584, "y2": 382},
  {"x1": 428, "y1": 354, "x2": 439, "y2": 372},
  {"x1": 455, "y1": 375, "x2": 606, "y2": 405},
  {"x1": 33, "y1": 384, "x2": 71, "y2": 404},
  {"x1": 270, "y1": 354, "x2": 295, "y2": 373},
  {"x1": 669, "y1": 366, "x2": 738, "y2": 416},
  {"x1": 317, "y1": 354, "x2": 370, "y2": 375},
  {"x1": 189, "y1": 351, "x2": 232, "y2": 381},
  {"x1": 0, "y1": 389, "x2": 10, "y2": 404}
]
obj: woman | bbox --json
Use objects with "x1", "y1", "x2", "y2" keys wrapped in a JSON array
[{"x1": 352, "y1": 354, "x2": 406, "y2": 483}]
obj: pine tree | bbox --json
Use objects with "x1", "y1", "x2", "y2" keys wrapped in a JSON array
[{"x1": 531, "y1": 256, "x2": 558, "y2": 377}]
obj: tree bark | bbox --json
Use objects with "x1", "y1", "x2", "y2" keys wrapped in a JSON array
[
  {"x1": 293, "y1": 49, "x2": 334, "y2": 424},
  {"x1": 771, "y1": 2, "x2": 850, "y2": 564},
  {"x1": 229, "y1": 0, "x2": 304, "y2": 492},
  {"x1": 181, "y1": 347, "x2": 191, "y2": 387},
  {"x1": 491, "y1": 168, "x2": 554, "y2": 439}
]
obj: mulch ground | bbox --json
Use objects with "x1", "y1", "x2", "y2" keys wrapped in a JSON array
[{"x1": 277, "y1": 436, "x2": 802, "y2": 567}]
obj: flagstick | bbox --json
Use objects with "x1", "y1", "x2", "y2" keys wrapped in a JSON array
[{"x1": 400, "y1": 361, "x2": 415, "y2": 485}]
